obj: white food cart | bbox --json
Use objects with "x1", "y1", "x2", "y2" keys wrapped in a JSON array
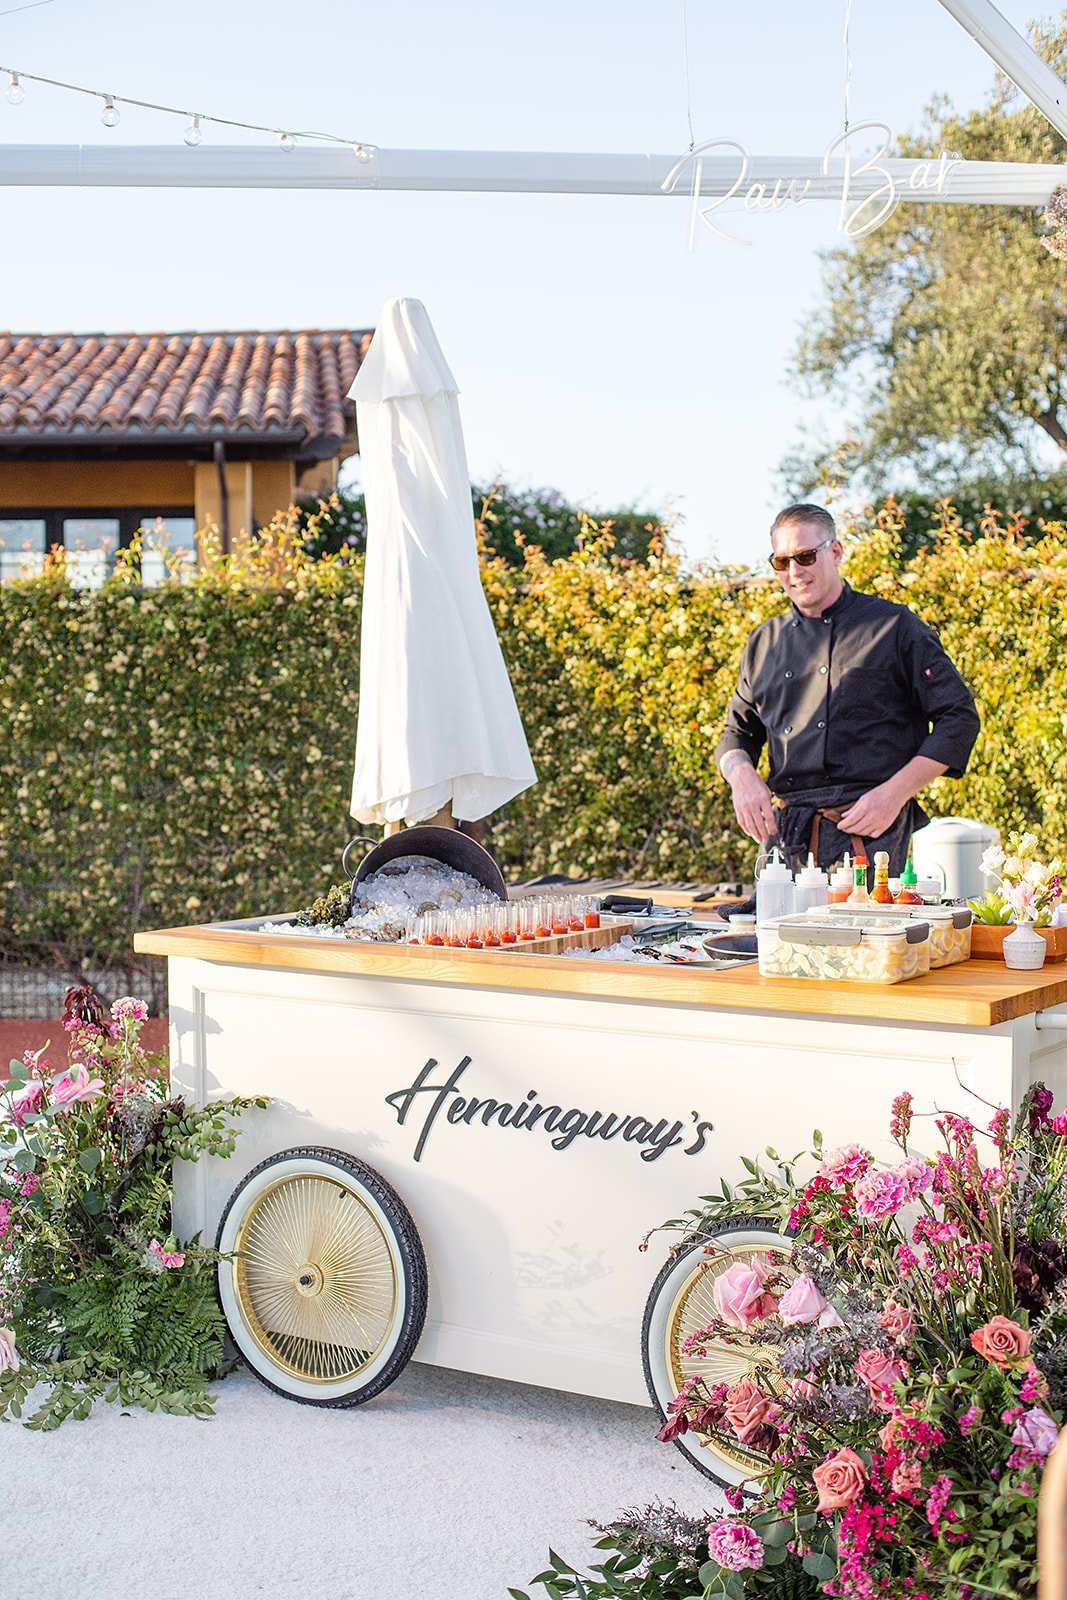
[{"x1": 136, "y1": 919, "x2": 1067, "y2": 1479}]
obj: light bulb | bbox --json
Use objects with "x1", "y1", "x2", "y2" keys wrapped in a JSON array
[
  {"x1": 183, "y1": 115, "x2": 202, "y2": 147},
  {"x1": 101, "y1": 96, "x2": 120, "y2": 128},
  {"x1": 5, "y1": 73, "x2": 24, "y2": 107},
  {"x1": 277, "y1": 131, "x2": 295, "y2": 152}
]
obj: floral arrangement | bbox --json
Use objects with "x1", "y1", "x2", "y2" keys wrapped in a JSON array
[
  {"x1": 519, "y1": 1086, "x2": 1067, "y2": 1600},
  {"x1": 1042, "y1": 185, "x2": 1067, "y2": 260},
  {"x1": 968, "y1": 832, "x2": 1063, "y2": 927},
  {"x1": 0, "y1": 986, "x2": 264, "y2": 1428}
]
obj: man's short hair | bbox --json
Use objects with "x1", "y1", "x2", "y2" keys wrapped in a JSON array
[{"x1": 770, "y1": 504, "x2": 837, "y2": 544}]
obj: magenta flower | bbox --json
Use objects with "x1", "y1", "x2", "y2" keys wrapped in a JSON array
[
  {"x1": 1012, "y1": 1408, "x2": 1061, "y2": 1460},
  {"x1": 707, "y1": 1520, "x2": 764, "y2": 1571},
  {"x1": 896, "y1": 1155, "x2": 932, "y2": 1201},
  {"x1": 855, "y1": 1347, "x2": 907, "y2": 1410},
  {"x1": 50, "y1": 1063, "x2": 105, "y2": 1113}
]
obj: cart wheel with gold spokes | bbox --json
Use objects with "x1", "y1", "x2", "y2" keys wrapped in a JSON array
[
  {"x1": 216, "y1": 1147, "x2": 427, "y2": 1407},
  {"x1": 642, "y1": 1215, "x2": 793, "y2": 1487}
]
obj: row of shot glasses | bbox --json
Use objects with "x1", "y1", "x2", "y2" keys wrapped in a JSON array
[{"x1": 413, "y1": 893, "x2": 601, "y2": 948}]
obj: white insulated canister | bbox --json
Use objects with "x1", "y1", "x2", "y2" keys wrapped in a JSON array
[{"x1": 909, "y1": 816, "x2": 1000, "y2": 902}]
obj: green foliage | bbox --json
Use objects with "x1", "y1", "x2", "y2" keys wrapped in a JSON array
[
  {"x1": 297, "y1": 481, "x2": 662, "y2": 564},
  {"x1": 1, "y1": 500, "x2": 1067, "y2": 968},
  {"x1": 789, "y1": 19, "x2": 1067, "y2": 493},
  {"x1": 0, "y1": 998, "x2": 265, "y2": 1426},
  {"x1": 296, "y1": 881, "x2": 353, "y2": 928},
  {"x1": 511, "y1": 1506, "x2": 818, "y2": 1600}
]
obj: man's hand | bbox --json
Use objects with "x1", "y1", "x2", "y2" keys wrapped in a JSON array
[
  {"x1": 837, "y1": 779, "x2": 908, "y2": 840},
  {"x1": 838, "y1": 757, "x2": 948, "y2": 841},
  {"x1": 727, "y1": 762, "x2": 778, "y2": 844}
]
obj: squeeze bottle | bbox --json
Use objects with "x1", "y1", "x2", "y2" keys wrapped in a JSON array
[
  {"x1": 895, "y1": 857, "x2": 923, "y2": 905},
  {"x1": 827, "y1": 853, "x2": 853, "y2": 904},
  {"x1": 756, "y1": 848, "x2": 795, "y2": 924},
  {"x1": 794, "y1": 852, "x2": 830, "y2": 914}
]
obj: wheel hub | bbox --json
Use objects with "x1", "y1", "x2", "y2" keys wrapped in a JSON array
[{"x1": 296, "y1": 1262, "x2": 324, "y2": 1296}]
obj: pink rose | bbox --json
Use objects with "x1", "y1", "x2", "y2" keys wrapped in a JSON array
[
  {"x1": 1012, "y1": 1408, "x2": 1060, "y2": 1459},
  {"x1": 818, "y1": 1304, "x2": 845, "y2": 1330},
  {"x1": 723, "y1": 1376, "x2": 777, "y2": 1445},
  {"x1": 813, "y1": 1447, "x2": 867, "y2": 1514},
  {"x1": 784, "y1": 1372, "x2": 818, "y2": 1403},
  {"x1": 778, "y1": 1274, "x2": 828, "y2": 1327},
  {"x1": 713, "y1": 1259, "x2": 777, "y2": 1329},
  {"x1": 50, "y1": 1063, "x2": 105, "y2": 1112},
  {"x1": 970, "y1": 1316, "x2": 1032, "y2": 1368},
  {"x1": 820, "y1": 1143, "x2": 871, "y2": 1188},
  {"x1": 854, "y1": 1166, "x2": 909, "y2": 1221},
  {"x1": 6, "y1": 1079, "x2": 44, "y2": 1127},
  {"x1": 707, "y1": 1520, "x2": 764, "y2": 1572},
  {"x1": 879, "y1": 1298, "x2": 916, "y2": 1345},
  {"x1": 0, "y1": 1326, "x2": 19, "y2": 1373},
  {"x1": 148, "y1": 1239, "x2": 186, "y2": 1270},
  {"x1": 878, "y1": 1412, "x2": 909, "y2": 1450},
  {"x1": 855, "y1": 1348, "x2": 906, "y2": 1410}
]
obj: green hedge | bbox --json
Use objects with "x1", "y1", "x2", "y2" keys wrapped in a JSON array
[{"x1": 1, "y1": 504, "x2": 1065, "y2": 965}]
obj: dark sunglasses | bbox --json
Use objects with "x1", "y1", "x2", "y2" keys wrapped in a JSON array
[{"x1": 769, "y1": 535, "x2": 835, "y2": 573}]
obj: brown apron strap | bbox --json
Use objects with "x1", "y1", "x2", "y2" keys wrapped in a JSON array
[{"x1": 777, "y1": 795, "x2": 866, "y2": 866}]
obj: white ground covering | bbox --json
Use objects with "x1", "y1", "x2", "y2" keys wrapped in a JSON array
[{"x1": 3, "y1": 1361, "x2": 721, "y2": 1600}]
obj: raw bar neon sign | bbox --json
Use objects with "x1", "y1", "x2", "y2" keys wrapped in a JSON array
[{"x1": 662, "y1": 121, "x2": 962, "y2": 247}]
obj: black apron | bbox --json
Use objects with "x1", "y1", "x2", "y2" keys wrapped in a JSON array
[{"x1": 771, "y1": 783, "x2": 927, "y2": 878}]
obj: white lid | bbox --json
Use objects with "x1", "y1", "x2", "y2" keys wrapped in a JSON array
[
  {"x1": 759, "y1": 848, "x2": 792, "y2": 883},
  {"x1": 795, "y1": 852, "x2": 829, "y2": 886},
  {"x1": 912, "y1": 816, "x2": 999, "y2": 843}
]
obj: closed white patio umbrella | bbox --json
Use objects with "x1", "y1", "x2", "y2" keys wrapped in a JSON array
[{"x1": 348, "y1": 297, "x2": 537, "y2": 825}]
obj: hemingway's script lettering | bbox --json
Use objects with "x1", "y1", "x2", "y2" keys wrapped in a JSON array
[{"x1": 385, "y1": 1056, "x2": 714, "y2": 1165}]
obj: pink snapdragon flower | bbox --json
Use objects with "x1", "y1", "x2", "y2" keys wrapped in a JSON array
[
  {"x1": 148, "y1": 1239, "x2": 186, "y2": 1270},
  {"x1": 778, "y1": 1274, "x2": 828, "y2": 1326},
  {"x1": 1012, "y1": 1408, "x2": 1061, "y2": 1460},
  {"x1": 706, "y1": 1520, "x2": 764, "y2": 1571},
  {"x1": 820, "y1": 1143, "x2": 871, "y2": 1188},
  {"x1": 712, "y1": 1259, "x2": 777, "y2": 1329},
  {"x1": 0, "y1": 1326, "x2": 19, "y2": 1372},
  {"x1": 6, "y1": 1079, "x2": 44, "y2": 1126},
  {"x1": 111, "y1": 996, "x2": 149, "y2": 1022},
  {"x1": 50, "y1": 1063, "x2": 105, "y2": 1112}
]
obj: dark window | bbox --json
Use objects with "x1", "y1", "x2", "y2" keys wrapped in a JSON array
[
  {"x1": 0, "y1": 507, "x2": 197, "y2": 586},
  {"x1": 0, "y1": 518, "x2": 47, "y2": 581}
]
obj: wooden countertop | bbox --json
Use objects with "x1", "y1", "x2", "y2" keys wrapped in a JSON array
[{"x1": 133, "y1": 923, "x2": 1067, "y2": 1028}]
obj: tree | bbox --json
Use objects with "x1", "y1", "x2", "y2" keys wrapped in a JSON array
[
  {"x1": 787, "y1": 19, "x2": 1067, "y2": 496},
  {"x1": 298, "y1": 480, "x2": 665, "y2": 564}
]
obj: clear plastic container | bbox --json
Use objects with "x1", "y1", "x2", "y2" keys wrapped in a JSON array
[
  {"x1": 818, "y1": 904, "x2": 972, "y2": 968},
  {"x1": 757, "y1": 914, "x2": 932, "y2": 984}
]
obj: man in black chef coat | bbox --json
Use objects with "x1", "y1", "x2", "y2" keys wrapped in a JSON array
[{"x1": 715, "y1": 504, "x2": 980, "y2": 875}]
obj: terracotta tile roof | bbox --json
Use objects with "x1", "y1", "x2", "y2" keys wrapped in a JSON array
[{"x1": 0, "y1": 329, "x2": 372, "y2": 447}]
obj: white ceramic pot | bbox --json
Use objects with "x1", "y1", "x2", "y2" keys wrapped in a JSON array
[{"x1": 1002, "y1": 921, "x2": 1047, "y2": 970}]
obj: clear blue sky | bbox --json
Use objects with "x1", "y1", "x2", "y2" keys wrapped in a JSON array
[{"x1": 0, "y1": 0, "x2": 1045, "y2": 565}]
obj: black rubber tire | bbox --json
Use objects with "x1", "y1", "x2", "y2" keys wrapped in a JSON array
[
  {"x1": 641, "y1": 1213, "x2": 791, "y2": 1486},
  {"x1": 215, "y1": 1145, "x2": 428, "y2": 1409}
]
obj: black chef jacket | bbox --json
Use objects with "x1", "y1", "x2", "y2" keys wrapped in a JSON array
[{"x1": 714, "y1": 584, "x2": 980, "y2": 796}]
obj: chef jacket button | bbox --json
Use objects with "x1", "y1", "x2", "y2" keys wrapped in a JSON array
[
  {"x1": 823, "y1": 617, "x2": 831, "y2": 624},
  {"x1": 817, "y1": 720, "x2": 826, "y2": 729},
  {"x1": 819, "y1": 665, "x2": 828, "y2": 674},
  {"x1": 785, "y1": 670, "x2": 793, "y2": 678},
  {"x1": 784, "y1": 724, "x2": 793, "y2": 734},
  {"x1": 791, "y1": 620, "x2": 799, "y2": 628}
]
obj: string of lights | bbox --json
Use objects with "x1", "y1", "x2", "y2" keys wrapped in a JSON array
[{"x1": 0, "y1": 60, "x2": 375, "y2": 158}]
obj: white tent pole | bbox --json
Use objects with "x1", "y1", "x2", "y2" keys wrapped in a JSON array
[
  {"x1": 0, "y1": 145, "x2": 1060, "y2": 203},
  {"x1": 935, "y1": 0, "x2": 1067, "y2": 140}
]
